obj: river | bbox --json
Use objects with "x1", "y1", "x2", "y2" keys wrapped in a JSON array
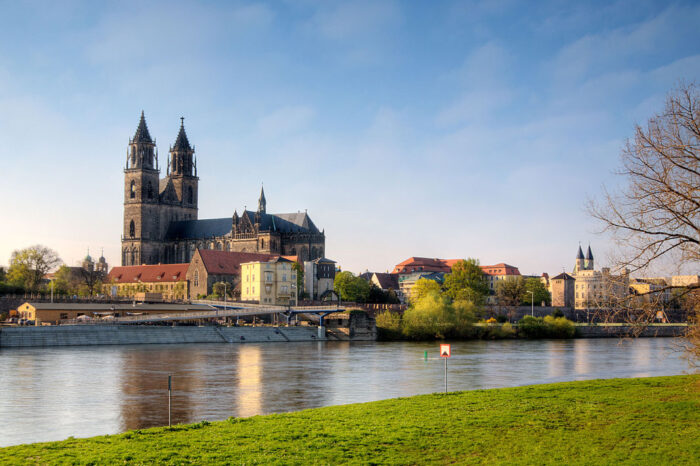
[{"x1": 0, "y1": 338, "x2": 690, "y2": 447}]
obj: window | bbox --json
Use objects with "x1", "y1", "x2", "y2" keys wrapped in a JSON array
[
  {"x1": 129, "y1": 220, "x2": 135, "y2": 238},
  {"x1": 147, "y1": 181, "x2": 153, "y2": 199},
  {"x1": 188, "y1": 186, "x2": 194, "y2": 204},
  {"x1": 282, "y1": 274, "x2": 287, "y2": 282},
  {"x1": 130, "y1": 180, "x2": 136, "y2": 198},
  {"x1": 60, "y1": 313, "x2": 68, "y2": 320},
  {"x1": 194, "y1": 270, "x2": 199, "y2": 287}
]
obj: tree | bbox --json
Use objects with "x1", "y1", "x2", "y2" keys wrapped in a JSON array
[
  {"x1": 333, "y1": 271, "x2": 370, "y2": 302},
  {"x1": 496, "y1": 276, "x2": 526, "y2": 308},
  {"x1": 409, "y1": 278, "x2": 441, "y2": 304},
  {"x1": 0, "y1": 266, "x2": 6, "y2": 283},
  {"x1": 443, "y1": 259, "x2": 489, "y2": 304},
  {"x1": 78, "y1": 267, "x2": 105, "y2": 297},
  {"x1": 523, "y1": 277, "x2": 551, "y2": 306},
  {"x1": 588, "y1": 82, "x2": 699, "y2": 361},
  {"x1": 212, "y1": 281, "x2": 233, "y2": 299},
  {"x1": 7, "y1": 245, "x2": 62, "y2": 292},
  {"x1": 53, "y1": 265, "x2": 80, "y2": 295},
  {"x1": 292, "y1": 262, "x2": 304, "y2": 298}
]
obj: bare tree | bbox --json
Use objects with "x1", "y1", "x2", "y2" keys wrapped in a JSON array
[{"x1": 588, "y1": 82, "x2": 699, "y2": 358}]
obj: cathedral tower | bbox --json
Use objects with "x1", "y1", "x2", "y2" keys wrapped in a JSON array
[
  {"x1": 574, "y1": 245, "x2": 585, "y2": 274},
  {"x1": 164, "y1": 118, "x2": 198, "y2": 219},
  {"x1": 122, "y1": 112, "x2": 162, "y2": 266},
  {"x1": 585, "y1": 245, "x2": 594, "y2": 270}
]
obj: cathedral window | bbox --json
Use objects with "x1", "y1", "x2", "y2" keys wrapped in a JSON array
[
  {"x1": 147, "y1": 182, "x2": 153, "y2": 199},
  {"x1": 188, "y1": 186, "x2": 194, "y2": 204},
  {"x1": 261, "y1": 239, "x2": 265, "y2": 249},
  {"x1": 130, "y1": 180, "x2": 136, "y2": 199},
  {"x1": 129, "y1": 220, "x2": 135, "y2": 238}
]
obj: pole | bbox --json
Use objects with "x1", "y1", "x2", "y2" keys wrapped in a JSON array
[
  {"x1": 528, "y1": 291, "x2": 534, "y2": 316},
  {"x1": 50, "y1": 279, "x2": 54, "y2": 303},
  {"x1": 168, "y1": 375, "x2": 172, "y2": 428},
  {"x1": 444, "y1": 358, "x2": 447, "y2": 393}
]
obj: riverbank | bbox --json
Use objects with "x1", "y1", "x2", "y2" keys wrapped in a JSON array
[{"x1": 1, "y1": 375, "x2": 697, "y2": 464}]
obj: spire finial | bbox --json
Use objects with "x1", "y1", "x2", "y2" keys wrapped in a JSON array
[{"x1": 180, "y1": 116, "x2": 184, "y2": 126}]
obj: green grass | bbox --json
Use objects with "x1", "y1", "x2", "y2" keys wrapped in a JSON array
[{"x1": 1, "y1": 376, "x2": 699, "y2": 465}]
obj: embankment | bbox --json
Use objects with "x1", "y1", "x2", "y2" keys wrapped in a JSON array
[{"x1": 0, "y1": 325, "x2": 322, "y2": 348}]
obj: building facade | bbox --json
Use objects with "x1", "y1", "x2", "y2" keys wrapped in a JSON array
[
  {"x1": 241, "y1": 257, "x2": 297, "y2": 305},
  {"x1": 106, "y1": 263, "x2": 189, "y2": 301},
  {"x1": 550, "y1": 272, "x2": 575, "y2": 307},
  {"x1": 122, "y1": 112, "x2": 325, "y2": 266},
  {"x1": 571, "y1": 245, "x2": 630, "y2": 310},
  {"x1": 303, "y1": 257, "x2": 337, "y2": 300}
]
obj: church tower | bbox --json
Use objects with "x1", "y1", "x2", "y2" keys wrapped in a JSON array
[
  {"x1": 585, "y1": 245, "x2": 594, "y2": 270},
  {"x1": 165, "y1": 118, "x2": 198, "y2": 220},
  {"x1": 122, "y1": 112, "x2": 162, "y2": 266},
  {"x1": 258, "y1": 185, "x2": 266, "y2": 213},
  {"x1": 574, "y1": 245, "x2": 585, "y2": 274}
]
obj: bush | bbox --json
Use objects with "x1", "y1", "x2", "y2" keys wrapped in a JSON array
[
  {"x1": 544, "y1": 315, "x2": 576, "y2": 338},
  {"x1": 518, "y1": 315, "x2": 576, "y2": 339},
  {"x1": 375, "y1": 311, "x2": 402, "y2": 340},
  {"x1": 551, "y1": 309, "x2": 565, "y2": 318},
  {"x1": 496, "y1": 314, "x2": 508, "y2": 323},
  {"x1": 518, "y1": 315, "x2": 548, "y2": 338}
]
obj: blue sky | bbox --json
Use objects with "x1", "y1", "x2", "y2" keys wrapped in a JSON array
[{"x1": 0, "y1": 0, "x2": 698, "y2": 276}]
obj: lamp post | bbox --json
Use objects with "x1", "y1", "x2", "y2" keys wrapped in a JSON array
[{"x1": 527, "y1": 291, "x2": 534, "y2": 317}]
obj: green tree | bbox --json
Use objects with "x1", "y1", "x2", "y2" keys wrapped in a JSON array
[
  {"x1": 375, "y1": 310, "x2": 402, "y2": 340},
  {"x1": 292, "y1": 262, "x2": 304, "y2": 298},
  {"x1": 0, "y1": 266, "x2": 6, "y2": 283},
  {"x1": 523, "y1": 277, "x2": 551, "y2": 306},
  {"x1": 410, "y1": 278, "x2": 442, "y2": 304},
  {"x1": 496, "y1": 276, "x2": 527, "y2": 307},
  {"x1": 334, "y1": 271, "x2": 370, "y2": 302},
  {"x1": 443, "y1": 259, "x2": 489, "y2": 304},
  {"x1": 7, "y1": 245, "x2": 62, "y2": 292},
  {"x1": 52, "y1": 265, "x2": 80, "y2": 295},
  {"x1": 402, "y1": 291, "x2": 455, "y2": 339},
  {"x1": 212, "y1": 281, "x2": 232, "y2": 299}
]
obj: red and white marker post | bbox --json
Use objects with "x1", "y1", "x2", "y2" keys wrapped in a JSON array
[{"x1": 440, "y1": 344, "x2": 451, "y2": 393}]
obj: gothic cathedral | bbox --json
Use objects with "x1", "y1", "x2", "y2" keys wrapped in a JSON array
[{"x1": 121, "y1": 112, "x2": 325, "y2": 266}]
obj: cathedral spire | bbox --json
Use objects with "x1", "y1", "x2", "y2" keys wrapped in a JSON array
[
  {"x1": 173, "y1": 117, "x2": 192, "y2": 151},
  {"x1": 132, "y1": 111, "x2": 153, "y2": 143},
  {"x1": 258, "y1": 185, "x2": 266, "y2": 213}
]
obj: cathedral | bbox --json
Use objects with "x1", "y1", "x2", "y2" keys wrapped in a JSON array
[{"x1": 121, "y1": 112, "x2": 326, "y2": 266}]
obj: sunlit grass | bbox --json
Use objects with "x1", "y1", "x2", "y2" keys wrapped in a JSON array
[{"x1": 1, "y1": 375, "x2": 698, "y2": 464}]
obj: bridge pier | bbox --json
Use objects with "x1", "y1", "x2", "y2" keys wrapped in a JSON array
[{"x1": 318, "y1": 325, "x2": 325, "y2": 339}]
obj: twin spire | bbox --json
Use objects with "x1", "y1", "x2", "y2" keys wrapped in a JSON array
[{"x1": 133, "y1": 112, "x2": 191, "y2": 151}]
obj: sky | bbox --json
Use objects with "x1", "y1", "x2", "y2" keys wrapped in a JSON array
[{"x1": 0, "y1": 0, "x2": 698, "y2": 276}]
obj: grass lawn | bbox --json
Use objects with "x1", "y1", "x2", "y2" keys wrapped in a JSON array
[{"x1": 1, "y1": 375, "x2": 698, "y2": 465}]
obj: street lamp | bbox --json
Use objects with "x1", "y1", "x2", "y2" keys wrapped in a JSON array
[{"x1": 527, "y1": 291, "x2": 534, "y2": 317}]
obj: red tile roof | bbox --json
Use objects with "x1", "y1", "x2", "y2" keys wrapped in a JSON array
[
  {"x1": 107, "y1": 264, "x2": 189, "y2": 284},
  {"x1": 196, "y1": 250, "x2": 277, "y2": 275},
  {"x1": 479, "y1": 263, "x2": 521, "y2": 276},
  {"x1": 391, "y1": 257, "x2": 460, "y2": 274}
]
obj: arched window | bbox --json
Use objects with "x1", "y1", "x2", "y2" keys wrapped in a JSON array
[
  {"x1": 147, "y1": 181, "x2": 153, "y2": 199},
  {"x1": 130, "y1": 249, "x2": 135, "y2": 265},
  {"x1": 194, "y1": 270, "x2": 199, "y2": 287},
  {"x1": 130, "y1": 180, "x2": 136, "y2": 199},
  {"x1": 260, "y1": 239, "x2": 265, "y2": 249},
  {"x1": 129, "y1": 220, "x2": 135, "y2": 238},
  {"x1": 188, "y1": 186, "x2": 193, "y2": 204}
]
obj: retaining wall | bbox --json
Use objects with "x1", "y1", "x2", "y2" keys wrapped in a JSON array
[
  {"x1": 575, "y1": 324, "x2": 686, "y2": 338},
  {"x1": 0, "y1": 325, "x2": 323, "y2": 348}
]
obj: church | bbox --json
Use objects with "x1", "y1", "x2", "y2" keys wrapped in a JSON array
[{"x1": 121, "y1": 112, "x2": 326, "y2": 266}]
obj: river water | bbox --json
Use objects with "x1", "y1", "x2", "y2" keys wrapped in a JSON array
[{"x1": 0, "y1": 338, "x2": 690, "y2": 447}]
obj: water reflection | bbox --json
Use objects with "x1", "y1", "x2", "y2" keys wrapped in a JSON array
[{"x1": 0, "y1": 338, "x2": 690, "y2": 447}]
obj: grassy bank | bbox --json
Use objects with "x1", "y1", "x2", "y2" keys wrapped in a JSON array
[{"x1": 1, "y1": 376, "x2": 698, "y2": 464}]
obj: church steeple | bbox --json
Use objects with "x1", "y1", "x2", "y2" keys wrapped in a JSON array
[
  {"x1": 258, "y1": 185, "x2": 266, "y2": 213},
  {"x1": 169, "y1": 117, "x2": 195, "y2": 177},
  {"x1": 585, "y1": 245, "x2": 594, "y2": 270},
  {"x1": 127, "y1": 111, "x2": 156, "y2": 170}
]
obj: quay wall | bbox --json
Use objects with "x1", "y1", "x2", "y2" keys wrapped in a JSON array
[
  {"x1": 575, "y1": 324, "x2": 686, "y2": 338},
  {"x1": 0, "y1": 325, "x2": 324, "y2": 348}
]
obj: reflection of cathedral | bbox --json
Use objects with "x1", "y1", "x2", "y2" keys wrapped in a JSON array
[{"x1": 121, "y1": 112, "x2": 326, "y2": 266}]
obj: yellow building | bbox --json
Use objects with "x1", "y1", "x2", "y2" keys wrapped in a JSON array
[
  {"x1": 105, "y1": 264, "x2": 189, "y2": 301},
  {"x1": 241, "y1": 257, "x2": 297, "y2": 306}
]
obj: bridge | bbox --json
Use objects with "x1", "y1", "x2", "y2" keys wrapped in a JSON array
[{"x1": 60, "y1": 300, "x2": 347, "y2": 337}]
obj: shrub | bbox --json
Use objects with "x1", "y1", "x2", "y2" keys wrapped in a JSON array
[
  {"x1": 544, "y1": 315, "x2": 576, "y2": 338},
  {"x1": 518, "y1": 315, "x2": 576, "y2": 339},
  {"x1": 496, "y1": 314, "x2": 508, "y2": 323},
  {"x1": 485, "y1": 317, "x2": 497, "y2": 324},
  {"x1": 551, "y1": 309, "x2": 565, "y2": 318},
  {"x1": 375, "y1": 311, "x2": 402, "y2": 340},
  {"x1": 518, "y1": 315, "x2": 548, "y2": 339}
]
